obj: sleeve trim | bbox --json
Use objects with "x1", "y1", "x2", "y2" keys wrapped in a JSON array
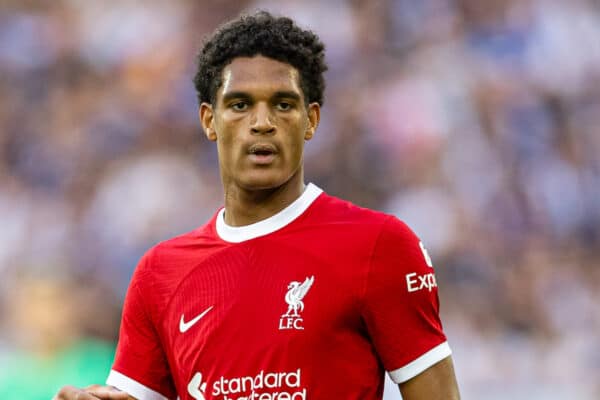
[
  {"x1": 106, "y1": 370, "x2": 170, "y2": 400},
  {"x1": 388, "y1": 341, "x2": 452, "y2": 384}
]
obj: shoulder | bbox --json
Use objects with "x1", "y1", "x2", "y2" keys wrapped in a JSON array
[
  {"x1": 315, "y1": 193, "x2": 430, "y2": 271},
  {"x1": 314, "y1": 191, "x2": 393, "y2": 226},
  {"x1": 125, "y1": 215, "x2": 226, "y2": 314},
  {"x1": 132, "y1": 213, "x2": 224, "y2": 279},
  {"x1": 314, "y1": 192, "x2": 416, "y2": 238}
]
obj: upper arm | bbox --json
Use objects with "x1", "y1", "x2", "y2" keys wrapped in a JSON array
[
  {"x1": 399, "y1": 356, "x2": 460, "y2": 400},
  {"x1": 362, "y1": 217, "x2": 451, "y2": 380},
  {"x1": 107, "y1": 251, "x2": 176, "y2": 400}
]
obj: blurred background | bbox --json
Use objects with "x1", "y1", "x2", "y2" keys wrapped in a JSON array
[{"x1": 0, "y1": 0, "x2": 599, "y2": 399}]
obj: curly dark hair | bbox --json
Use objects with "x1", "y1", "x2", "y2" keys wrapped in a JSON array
[{"x1": 193, "y1": 11, "x2": 327, "y2": 107}]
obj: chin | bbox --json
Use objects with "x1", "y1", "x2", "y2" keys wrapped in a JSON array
[{"x1": 238, "y1": 173, "x2": 292, "y2": 191}]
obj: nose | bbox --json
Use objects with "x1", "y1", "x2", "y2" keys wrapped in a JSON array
[{"x1": 250, "y1": 103, "x2": 275, "y2": 135}]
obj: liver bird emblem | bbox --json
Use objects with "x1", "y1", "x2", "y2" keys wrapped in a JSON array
[{"x1": 284, "y1": 276, "x2": 314, "y2": 317}]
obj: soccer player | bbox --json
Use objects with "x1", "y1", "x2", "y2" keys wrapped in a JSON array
[{"x1": 55, "y1": 11, "x2": 460, "y2": 400}]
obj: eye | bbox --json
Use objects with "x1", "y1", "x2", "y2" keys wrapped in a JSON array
[
  {"x1": 230, "y1": 101, "x2": 249, "y2": 111},
  {"x1": 277, "y1": 101, "x2": 293, "y2": 111}
]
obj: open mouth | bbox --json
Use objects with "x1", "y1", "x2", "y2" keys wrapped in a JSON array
[
  {"x1": 248, "y1": 144, "x2": 277, "y2": 164},
  {"x1": 252, "y1": 149, "x2": 273, "y2": 156},
  {"x1": 248, "y1": 144, "x2": 277, "y2": 156}
]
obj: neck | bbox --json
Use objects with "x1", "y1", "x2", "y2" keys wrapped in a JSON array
[{"x1": 222, "y1": 174, "x2": 306, "y2": 227}]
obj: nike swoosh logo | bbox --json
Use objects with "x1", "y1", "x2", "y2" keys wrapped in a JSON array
[{"x1": 179, "y1": 306, "x2": 213, "y2": 333}]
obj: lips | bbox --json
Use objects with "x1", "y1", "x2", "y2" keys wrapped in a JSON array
[
  {"x1": 248, "y1": 143, "x2": 278, "y2": 156},
  {"x1": 247, "y1": 143, "x2": 278, "y2": 165}
]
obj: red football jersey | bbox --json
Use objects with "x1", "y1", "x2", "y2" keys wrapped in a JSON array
[{"x1": 106, "y1": 184, "x2": 451, "y2": 400}]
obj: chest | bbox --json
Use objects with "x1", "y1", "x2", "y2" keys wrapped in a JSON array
[{"x1": 160, "y1": 240, "x2": 369, "y2": 371}]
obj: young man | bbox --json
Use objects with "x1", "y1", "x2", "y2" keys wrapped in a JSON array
[{"x1": 55, "y1": 11, "x2": 460, "y2": 400}]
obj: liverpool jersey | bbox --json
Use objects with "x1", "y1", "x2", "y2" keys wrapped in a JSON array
[{"x1": 106, "y1": 183, "x2": 451, "y2": 399}]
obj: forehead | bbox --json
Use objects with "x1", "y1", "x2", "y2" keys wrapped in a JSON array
[{"x1": 219, "y1": 56, "x2": 302, "y2": 99}]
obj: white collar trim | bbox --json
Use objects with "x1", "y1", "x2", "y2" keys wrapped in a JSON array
[{"x1": 216, "y1": 183, "x2": 323, "y2": 243}]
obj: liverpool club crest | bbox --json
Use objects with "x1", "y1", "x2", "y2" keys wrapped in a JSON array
[{"x1": 279, "y1": 276, "x2": 314, "y2": 330}]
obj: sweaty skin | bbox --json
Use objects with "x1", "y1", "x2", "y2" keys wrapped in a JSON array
[
  {"x1": 200, "y1": 56, "x2": 320, "y2": 227},
  {"x1": 399, "y1": 357, "x2": 460, "y2": 399}
]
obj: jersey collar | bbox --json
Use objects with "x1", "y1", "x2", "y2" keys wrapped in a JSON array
[{"x1": 216, "y1": 183, "x2": 323, "y2": 243}]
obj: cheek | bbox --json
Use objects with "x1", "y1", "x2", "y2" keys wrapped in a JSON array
[
  {"x1": 288, "y1": 136, "x2": 306, "y2": 162},
  {"x1": 216, "y1": 137, "x2": 235, "y2": 165},
  {"x1": 214, "y1": 123, "x2": 238, "y2": 154}
]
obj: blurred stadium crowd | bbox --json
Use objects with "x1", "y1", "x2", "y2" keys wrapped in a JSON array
[{"x1": 1, "y1": 0, "x2": 599, "y2": 399}]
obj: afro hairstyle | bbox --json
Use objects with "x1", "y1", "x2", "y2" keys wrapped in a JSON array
[{"x1": 193, "y1": 11, "x2": 327, "y2": 107}]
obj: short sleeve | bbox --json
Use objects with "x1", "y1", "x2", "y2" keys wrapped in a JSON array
[
  {"x1": 361, "y1": 216, "x2": 451, "y2": 384},
  {"x1": 106, "y1": 252, "x2": 176, "y2": 400}
]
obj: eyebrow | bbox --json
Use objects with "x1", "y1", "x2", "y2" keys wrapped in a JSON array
[
  {"x1": 272, "y1": 91, "x2": 302, "y2": 102},
  {"x1": 221, "y1": 90, "x2": 302, "y2": 104},
  {"x1": 221, "y1": 91, "x2": 251, "y2": 103}
]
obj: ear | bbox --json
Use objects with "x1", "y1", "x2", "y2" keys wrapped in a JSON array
[
  {"x1": 200, "y1": 103, "x2": 217, "y2": 141},
  {"x1": 305, "y1": 102, "x2": 320, "y2": 141}
]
